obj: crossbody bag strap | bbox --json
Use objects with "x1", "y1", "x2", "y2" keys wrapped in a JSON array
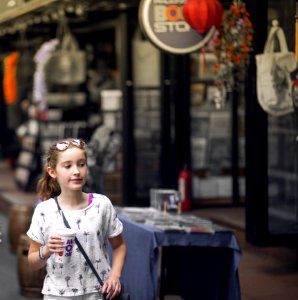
[{"x1": 54, "y1": 197, "x2": 104, "y2": 287}]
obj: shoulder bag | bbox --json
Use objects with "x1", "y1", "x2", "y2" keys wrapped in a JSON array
[{"x1": 55, "y1": 197, "x2": 130, "y2": 300}]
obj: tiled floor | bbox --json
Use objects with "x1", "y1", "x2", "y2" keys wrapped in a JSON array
[{"x1": 1, "y1": 159, "x2": 298, "y2": 300}]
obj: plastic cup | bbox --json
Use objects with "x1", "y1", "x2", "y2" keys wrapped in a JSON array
[{"x1": 55, "y1": 228, "x2": 76, "y2": 264}]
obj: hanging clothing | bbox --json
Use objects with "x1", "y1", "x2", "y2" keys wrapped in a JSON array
[
  {"x1": 3, "y1": 51, "x2": 24, "y2": 130},
  {"x1": 32, "y1": 39, "x2": 59, "y2": 111},
  {"x1": 3, "y1": 51, "x2": 19, "y2": 105},
  {"x1": 0, "y1": 54, "x2": 8, "y2": 146}
]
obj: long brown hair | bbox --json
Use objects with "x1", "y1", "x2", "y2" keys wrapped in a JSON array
[{"x1": 36, "y1": 138, "x2": 86, "y2": 200}]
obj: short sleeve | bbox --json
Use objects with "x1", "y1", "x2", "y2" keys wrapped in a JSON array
[
  {"x1": 103, "y1": 195, "x2": 123, "y2": 238},
  {"x1": 26, "y1": 204, "x2": 47, "y2": 245}
]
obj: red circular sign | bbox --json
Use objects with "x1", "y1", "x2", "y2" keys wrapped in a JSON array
[{"x1": 139, "y1": 0, "x2": 215, "y2": 54}]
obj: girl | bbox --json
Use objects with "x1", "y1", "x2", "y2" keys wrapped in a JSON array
[{"x1": 27, "y1": 138, "x2": 126, "y2": 300}]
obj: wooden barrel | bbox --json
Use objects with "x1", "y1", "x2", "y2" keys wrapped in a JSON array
[
  {"x1": 17, "y1": 234, "x2": 46, "y2": 297},
  {"x1": 9, "y1": 204, "x2": 33, "y2": 253}
]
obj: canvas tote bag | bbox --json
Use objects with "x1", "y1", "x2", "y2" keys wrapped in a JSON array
[
  {"x1": 45, "y1": 18, "x2": 86, "y2": 85},
  {"x1": 255, "y1": 20, "x2": 296, "y2": 116}
]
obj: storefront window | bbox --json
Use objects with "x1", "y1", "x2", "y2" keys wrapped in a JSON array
[
  {"x1": 268, "y1": 114, "x2": 298, "y2": 234},
  {"x1": 266, "y1": 0, "x2": 298, "y2": 235},
  {"x1": 189, "y1": 50, "x2": 245, "y2": 205}
]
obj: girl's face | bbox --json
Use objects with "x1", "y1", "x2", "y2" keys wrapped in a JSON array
[{"x1": 48, "y1": 147, "x2": 87, "y2": 192}]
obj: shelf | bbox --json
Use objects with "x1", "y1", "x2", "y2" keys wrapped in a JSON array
[
  {"x1": 0, "y1": 0, "x2": 61, "y2": 24},
  {"x1": 0, "y1": 0, "x2": 140, "y2": 26},
  {"x1": 269, "y1": 169, "x2": 298, "y2": 181}
]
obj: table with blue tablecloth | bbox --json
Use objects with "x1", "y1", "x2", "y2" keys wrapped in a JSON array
[{"x1": 117, "y1": 209, "x2": 242, "y2": 300}]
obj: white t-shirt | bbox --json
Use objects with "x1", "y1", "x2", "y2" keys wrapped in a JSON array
[{"x1": 27, "y1": 193, "x2": 123, "y2": 297}]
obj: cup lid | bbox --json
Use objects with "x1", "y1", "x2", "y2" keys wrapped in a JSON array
[{"x1": 56, "y1": 228, "x2": 76, "y2": 237}]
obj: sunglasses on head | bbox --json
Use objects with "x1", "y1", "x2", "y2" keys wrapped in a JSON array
[{"x1": 55, "y1": 139, "x2": 85, "y2": 151}]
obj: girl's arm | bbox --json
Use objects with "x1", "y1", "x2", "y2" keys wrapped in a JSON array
[
  {"x1": 28, "y1": 240, "x2": 49, "y2": 270},
  {"x1": 28, "y1": 235, "x2": 63, "y2": 270},
  {"x1": 102, "y1": 234, "x2": 127, "y2": 299}
]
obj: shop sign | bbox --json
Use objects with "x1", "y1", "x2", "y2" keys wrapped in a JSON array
[{"x1": 139, "y1": 0, "x2": 215, "y2": 54}]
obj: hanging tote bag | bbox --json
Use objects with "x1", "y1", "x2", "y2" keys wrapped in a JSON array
[
  {"x1": 45, "y1": 18, "x2": 86, "y2": 85},
  {"x1": 255, "y1": 19, "x2": 296, "y2": 116}
]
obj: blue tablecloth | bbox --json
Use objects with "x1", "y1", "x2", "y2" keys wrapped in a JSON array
[{"x1": 119, "y1": 214, "x2": 242, "y2": 300}]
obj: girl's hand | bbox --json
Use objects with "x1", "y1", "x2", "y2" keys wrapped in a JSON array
[
  {"x1": 102, "y1": 274, "x2": 121, "y2": 299},
  {"x1": 45, "y1": 234, "x2": 64, "y2": 257}
]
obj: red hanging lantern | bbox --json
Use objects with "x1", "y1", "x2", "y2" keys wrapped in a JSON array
[{"x1": 182, "y1": 0, "x2": 223, "y2": 34}]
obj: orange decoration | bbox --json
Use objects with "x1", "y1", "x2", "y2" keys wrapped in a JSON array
[
  {"x1": 212, "y1": 1, "x2": 254, "y2": 88},
  {"x1": 182, "y1": 0, "x2": 223, "y2": 34},
  {"x1": 3, "y1": 51, "x2": 19, "y2": 105}
]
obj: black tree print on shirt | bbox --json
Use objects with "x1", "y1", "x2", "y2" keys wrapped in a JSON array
[
  {"x1": 72, "y1": 288, "x2": 78, "y2": 296},
  {"x1": 78, "y1": 274, "x2": 83, "y2": 286},
  {"x1": 40, "y1": 226, "x2": 44, "y2": 236},
  {"x1": 84, "y1": 261, "x2": 88, "y2": 272},
  {"x1": 65, "y1": 275, "x2": 71, "y2": 287},
  {"x1": 95, "y1": 258, "x2": 101, "y2": 269},
  {"x1": 83, "y1": 231, "x2": 90, "y2": 242},
  {"x1": 59, "y1": 289, "x2": 66, "y2": 296},
  {"x1": 60, "y1": 264, "x2": 64, "y2": 274},
  {"x1": 76, "y1": 218, "x2": 81, "y2": 229},
  {"x1": 96, "y1": 203, "x2": 100, "y2": 214},
  {"x1": 40, "y1": 212, "x2": 45, "y2": 222}
]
